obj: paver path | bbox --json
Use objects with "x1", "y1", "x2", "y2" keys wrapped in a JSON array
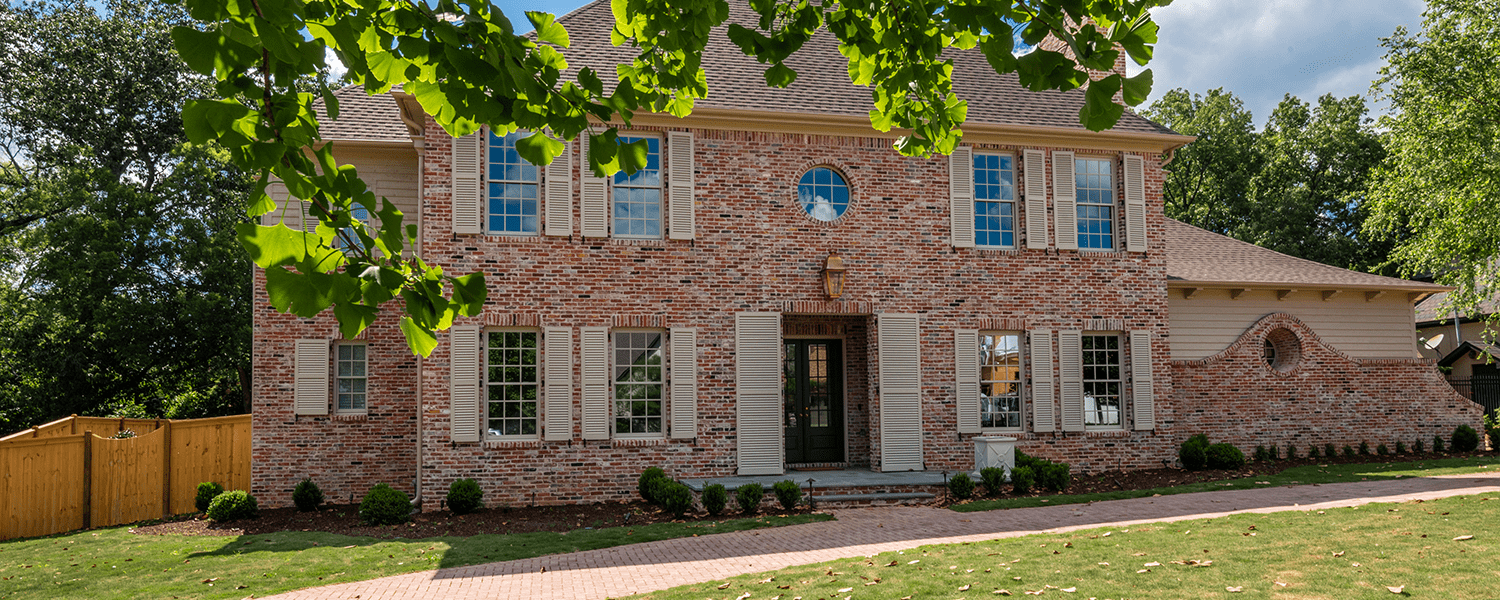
[{"x1": 266, "y1": 473, "x2": 1500, "y2": 600}]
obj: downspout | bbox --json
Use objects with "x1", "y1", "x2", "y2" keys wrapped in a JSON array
[{"x1": 412, "y1": 140, "x2": 426, "y2": 510}]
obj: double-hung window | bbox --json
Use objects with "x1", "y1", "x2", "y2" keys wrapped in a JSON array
[
  {"x1": 973, "y1": 154, "x2": 1016, "y2": 248},
  {"x1": 979, "y1": 332, "x2": 1023, "y2": 429},
  {"x1": 488, "y1": 130, "x2": 540, "y2": 236},
  {"x1": 486, "y1": 330, "x2": 539, "y2": 438},
  {"x1": 612, "y1": 136, "x2": 662, "y2": 238},
  {"x1": 1075, "y1": 157, "x2": 1115, "y2": 250},
  {"x1": 335, "y1": 343, "x2": 367, "y2": 413},
  {"x1": 613, "y1": 330, "x2": 664, "y2": 436},
  {"x1": 1082, "y1": 334, "x2": 1122, "y2": 427}
]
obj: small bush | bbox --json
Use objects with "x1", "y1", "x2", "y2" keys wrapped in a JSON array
[
  {"x1": 1358, "y1": 441, "x2": 1371, "y2": 456},
  {"x1": 1396, "y1": 441, "x2": 1407, "y2": 454},
  {"x1": 360, "y1": 483, "x2": 411, "y2": 526},
  {"x1": 1180, "y1": 434, "x2": 1210, "y2": 470},
  {"x1": 447, "y1": 478, "x2": 484, "y2": 515},
  {"x1": 1486, "y1": 411, "x2": 1500, "y2": 450},
  {"x1": 1324, "y1": 443, "x2": 1337, "y2": 458},
  {"x1": 292, "y1": 478, "x2": 324, "y2": 512},
  {"x1": 735, "y1": 483, "x2": 764, "y2": 514},
  {"x1": 702, "y1": 483, "x2": 728, "y2": 516},
  {"x1": 1342, "y1": 444, "x2": 1354, "y2": 457},
  {"x1": 1452, "y1": 424, "x2": 1480, "y2": 452},
  {"x1": 1010, "y1": 465, "x2": 1036, "y2": 495},
  {"x1": 1205, "y1": 443, "x2": 1246, "y2": 470},
  {"x1": 195, "y1": 481, "x2": 224, "y2": 513},
  {"x1": 1308, "y1": 445, "x2": 1320, "y2": 458},
  {"x1": 947, "y1": 472, "x2": 976, "y2": 500},
  {"x1": 1039, "y1": 462, "x2": 1071, "y2": 493},
  {"x1": 1377, "y1": 443, "x2": 1389, "y2": 456},
  {"x1": 1014, "y1": 448, "x2": 1046, "y2": 472},
  {"x1": 638, "y1": 467, "x2": 669, "y2": 505},
  {"x1": 979, "y1": 466, "x2": 1006, "y2": 497},
  {"x1": 1415, "y1": 438, "x2": 1425, "y2": 454},
  {"x1": 1253, "y1": 445, "x2": 1269, "y2": 462},
  {"x1": 773, "y1": 480, "x2": 803, "y2": 510},
  {"x1": 1433, "y1": 434, "x2": 1445, "y2": 453},
  {"x1": 658, "y1": 481, "x2": 694, "y2": 518},
  {"x1": 206, "y1": 490, "x2": 258, "y2": 522}
]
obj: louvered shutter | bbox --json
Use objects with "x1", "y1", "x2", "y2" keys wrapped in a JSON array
[
  {"x1": 452, "y1": 133, "x2": 483, "y2": 235},
  {"x1": 543, "y1": 327, "x2": 573, "y2": 441},
  {"x1": 878, "y1": 314, "x2": 923, "y2": 472},
  {"x1": 667, "y1": 131, "x2": 695, "y2": 240},
  {"x1": 544, "y1": 140, "x2": 573, "y2": 236},
  {"x1": 955, "y1": 329, "x2": 980, "y2": 434},
  {"x1": 579, "y1": 135, "x2": 609, "y2": 238},
  {"x1": 669, "y1": 327, "x2": 697, "y2": 439},
  {"x1": 1029, "y1": 330, "x2": 1056, "y2": 432},
  {"x1": 449, "y1": 325, "x2": 481, "y2": 442},
  {"x1": 294, "y1": 339, "x2": 329, "y2": 416},
  {"x1": 1058, "y1": 330, "x2": 1084, "y2": 432},
  {"x1": 949, "y1": 146, "x2": 975, "y2": 249},
  {"x1": 1123, "y1": 154, "x2": 1147, "y2": 253},
  {"x1": 580, "y1": 326, "x2": 609, "y2": 440},
  {"x1": 1023, "y1": 149, "x2": 1048, "y2": 249},
  {"x1": 1130, "y1": 330, "x2": 1156, "y2": 430},
  {"x1": 736, "y1": 313, "x2": 783, "y2": 475},
  {"x1": 1053, "y1": 151, "x2": 1077, "y2": 250}
]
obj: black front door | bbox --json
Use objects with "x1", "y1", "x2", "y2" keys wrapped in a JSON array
[{"x1": 784, "y1": 339, "x2": 844, "y2": 464}]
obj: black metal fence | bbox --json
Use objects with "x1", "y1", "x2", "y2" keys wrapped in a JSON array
[{"x1": 1447, "y1": 375, "x2": 1500, "y2": 416}]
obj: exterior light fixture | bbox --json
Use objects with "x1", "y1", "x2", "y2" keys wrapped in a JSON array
[{"x1": 823, "y1": 253, "x2": 847, "y2": 299}]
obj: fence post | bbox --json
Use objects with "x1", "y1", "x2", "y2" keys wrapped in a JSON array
[
  {"x1": 161, "y1": 420, "x2": 173, "y2": 518},
  {"x1": 82, "y1": 431, "x2": 92, "y2": 530}
]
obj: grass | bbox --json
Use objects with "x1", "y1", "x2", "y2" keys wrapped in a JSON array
[
  {"x1": 952, "y1": 454, "x2": 1500, "y2": 512},
  {"x1": 0, "y1": 513, "x2": 831, "y2": 599},
  {"x1": 635, "y1": 493, "x2": 1500, "y2": 600}
]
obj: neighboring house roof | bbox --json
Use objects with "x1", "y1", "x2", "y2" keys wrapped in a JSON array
[
  {"x1": 317, "y1": 85, "x2": 415, "y2": 143},
  {"x1": 1416, "y1": 290, "x2": 1498, "y2": 325},
  {"x1": 1163, "y1": 218, "x2": 1450, "y2": 293},
  {"x1": 1438, "y1": 340, "x2": 1500, "y2": 368}
]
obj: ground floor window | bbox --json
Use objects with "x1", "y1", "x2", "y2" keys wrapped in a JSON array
[
  {"x1": 336, "y1": 343, "x2": 367, "y2": 412},
  {"x1": 487, "y1": 330, "x2": 539, "y2": 438},
  {"x1": 1083, "y1": 334, "x2": 1122, "y2": 427},
  {"x1": 614, "y1": 330, "x2": 664, "y2": 436},
  {"x1": 979, "y1": 332, "x2": 1022, "y2": 429}
]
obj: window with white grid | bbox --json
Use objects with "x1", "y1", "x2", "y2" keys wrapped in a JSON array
[
  {"x1": 336, "y1": 343, "x2": 367, "y2": 412},
  {"x1": 1075, "y1": 157, "x2": 1115, "y2": 250},
  {"x1": 613, "y1": 330, "x2": 664, "y2": 436},
  {"x1": 1082, "y1": 334, "x2": 1122, "y2": 427},
  {"x1": 980, "y1": 332, "x2": 1022, "y2": 429},
  {"x1": 973, "y1": 154, "x2": 1016, "y2": 248},
  {"x1": 612, "y1": 136, "x2": 662, "y2": 238},
  {"x1": 488, "y1": 129, "x2": 540, "y2": 235},
  {"x1": 486, "y1": 330, "x2": 539, "y2": 438}
]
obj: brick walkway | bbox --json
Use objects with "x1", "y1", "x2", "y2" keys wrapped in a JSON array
[{"x1": 265, "y1": 473, "x2": 1500, "y2": 600}]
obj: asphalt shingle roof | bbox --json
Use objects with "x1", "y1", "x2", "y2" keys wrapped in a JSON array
[
  {"x1": 317, "y1": 85, "x2": 413, "y2": 143},
  {"x1": 1415, "y1": 291, "x2": 1496, "y2": 324}
]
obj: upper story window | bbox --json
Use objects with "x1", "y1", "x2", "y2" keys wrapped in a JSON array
[
  {"x1": 486, "y1": 329, "x2": 539, "y2": 439},
  {"x1": 613, "y1": 136, "x2": 662, "y2": 238},
  {"x1": 798, "y1": 167, "x2": 850, "y2": 222},
  {"x1": 488, "y1": 130, "x2": 540, "y2": 236},
  {"x1": 613, "y1": 330, "x2": 664, "y2": 436},
  {"x1": 1075, "y1": 157, "x2": 1115, "y2": 250},
  {"x1": 973, "y1": 154, "x2": 1016, "y2": 248},
  {"x1": 335, "y1": 343, "x2": 367, "y2": 413},
  {"x1": 337, "y1": 204, "x2": 371, "y2": 253},
  {"x1": 979, "y1": 332, "x2": 1022, "y2": 429},
  {"x1": 1082, "y1": 333, "x2": 1122, "y2": 428}
]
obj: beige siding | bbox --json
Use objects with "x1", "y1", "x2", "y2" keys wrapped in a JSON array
[
  {"x1": 1169, "y1": 288, "x2": 1419, "y2": 360},
  {"x1": 335, "y1": 145, "x2": 422, "y2": 235}
]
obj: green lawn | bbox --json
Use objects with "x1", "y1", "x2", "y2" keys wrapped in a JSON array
[
  {"x1": 953, "y1": 455, "x2": 1500, "y2": 512},
  {"x1": 0, "y1": 514, "x2": 830, "y2": 600},
  {"x1": 635, "y1": 493, "x2": 1500, "y2": 600}
]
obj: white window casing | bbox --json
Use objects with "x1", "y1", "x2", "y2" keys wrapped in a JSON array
[
  {"x1": 878, "y1": 313, "x2": 924, "y2": 472},
  {"x1": 543, "y1": 326, "x2": 573, "y2": 441},
  {"x1": 544, "y1": 140, "x2": 573, "y2": 237},
  {"x1": 955, "y1": 328, "x2": 981, "y2": 434},
  {"x1": 1023, "y1": 149, "x2": 1048, "y2": 249},
  {"x1": 1052, "y1": 151, "x2": 1077, "y2": 251},
  {"x1": 1058, "y1": 329, "x2": 1084, "y2": 432},
  {"x1": 579, "y1": 134, "x2": 609, "y2": 238},
  {"x1": 294, "y1": 339, "x2": 330, "y2": 416},
  {"x1": 449, "y1": 325, "x2": 482, "y2": 442},
  {"x1": 1028, "y1": 330, "x2": 1056, "y2": 432},
  {"x1": 669, "y1": 327, "x2": 697, "y2": 439},
  {"x1": 736, "y1": 312, "x2": 783, "y2": 475},
  {"x1": 667, "y1": 131, "x2": 695, "y2": 240},
  {"x1": 1123, "y1": 154, "x2": 1147, "y2": 253},
  {"x1": 1130, "y1": 330, "x2": 1156, "y2": 430},
  {"x1": 580, "y1": 326, "x2": 610, "y2": 440},
  {"x1": 451, "y1": 132, "x2": 483, "y2": 235},
  {"x1": 949, "y1": 146, "x2": 975, "y2": 249}
]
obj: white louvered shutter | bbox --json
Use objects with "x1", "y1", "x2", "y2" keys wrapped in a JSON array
[
  {"x1": 667, "y1": 131, "x2": 695, "y2": 240},
  {"x1": 1023, "y1": 149, "x2": 1048, "y2": 249},
  {"x1": 543, "y1": 327, "x2": 573, "y2": 441},
  {"x1": 955, "y1": 329, "x2": 980, "y2": 434},
  {"x1": 1130, "y1": 330, "x2": 1156, "y2": 430},
  {"x1": 1029, "y1": 330, "x2": 1056, "y2": 432},
  {"x1": 669, "y1": 327, "x2": 697, "y2": 439},
  {"x1": 1058, "y1": 330, "x2": 1084, "y2": 432},
  {"x1": 294, "y1": 339, "x2": 329, "y2": 416},
  {"x1": 452, "y1": 133, "x2": 483, "y2": 235},
  {"x1": 449, "y1": 325, "x2": 482, "y2": 442},
  {"x1": 1123, "y1": 154, "x2": 1147, "y2": 253},
  {"x1": 949, "y1": 146, "x2": 975, "y2": 249},
  {"x1": 736, "y1": 313, "x2": 783, "y2": 475},
  {"x1": 878, "y1": 314, "x2": 924, "y2": 472},
  {"x1": 544, "y1": 140, "x2": 573, "y2": 236},
  {"x1": 579, "y1": 135, "x2": 609, "y2": 237},
  {"x1": 1053, "y1": 151, "x2": 1077, "y2": 250},
  {"x1": 580, "y1": 326, "x2": 609, "y2": 440}
]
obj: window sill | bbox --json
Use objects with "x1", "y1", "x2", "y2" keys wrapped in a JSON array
[{"x1": 484, "y1": 438, "x2": 543, "y2": 449}]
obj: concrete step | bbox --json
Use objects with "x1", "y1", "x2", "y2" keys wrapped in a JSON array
[{"x1": 811, "y1": 492, "x2": 936, "y2": 503}]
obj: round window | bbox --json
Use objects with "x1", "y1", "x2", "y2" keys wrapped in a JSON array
[
  {"x1": 1263, "y1": 327, "x2": 1302, "y2": 373},
  {"x1": 797, "y1": 167, "x2": 850, "y2": 222}
]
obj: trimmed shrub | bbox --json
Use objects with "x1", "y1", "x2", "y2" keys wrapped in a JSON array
[
  {"x1": 447, "y1": 478, "x2": 484, "y2": 515},
  {"x1": 1308, "y1": 445, "x2": 1320, "y2": 458},
  {"x1": 1285, "y1": 444, "x2": 1297, "y2": 459},
  {"x1": 1010, "y1": 465, "x2": 1036, "y2": 495},
  {"x1": 292, "y1": 478, "x2": 324, "y2": 512},
  {"x1": 1324, "y1": 443, "x2": 1337, "y2": 458},
  {"x1": 360, "y1": 483, "x2": 411, "y2": 526},
  {"x1": 659, "y1": 481, "x2": 694, "y2": 518},
  {"x1": 1452, "y1": 424, "x2": 1480, "y2": 452},
  {"x1": 638, "y1": 467, "x2": 669, "y2": 505},
  {"x1": 1179, "y1": 434, "x2": 1210, "y2": 470},
  {"x1": 1205, "y1": 443, "x2": 1246, "y2": 470},
  {"x1": 702, "y1": 483, "x2": 728, "y2": 516},
  {"x1": 1415, "y1": 439, "x2": 1425, "y2": 454},
  {"x1": 735, "y1": 483, "x2": 764, "y2": 514},
  {"x1": 1433, "y1": 435, "x2": 1445, "y2": 453},
  {"x1": 773, "y1": 480, "x2": 803, "y2": 510},
  {"x1": 1487, "y1": 411, "x2": 1500, "y2": 450},
  {"x1": 1253, "y1": 445, "x2": 1270, "y2": 462},
  {"x1": 947, "y1": 472, "x2": 976, "y2": 500},
  {"x1": 1342, "y1": 444, "x2": 1354, "y2": 457},
  {"x1": 1039, "y1": 462, "x2": 1071, "y2": 493},
  {"x1": 1377, "y1": 443, "x2": 1390, "y2": 456},
  {"x1": 979, "y1": 466, "x2": 1006, "y2": 497},
  {"x1": 195, "y1": 482, "x2": 224, "y2": 513},
  {"x1": 1358, "y1": 441, "x2": 1371, "y2": 456},
  {"x1": 206, "y1": 490, "x2": 258, "y2": 522},
  {"x1": 1396, "y1": 441, "x2": 1407, "y2": 454}
]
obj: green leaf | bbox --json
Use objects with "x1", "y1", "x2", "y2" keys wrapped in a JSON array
[
  {"x1": 527, "y1": 11, "x2": 571, "y2": 48},
  {"x1": 399, "y1": 317, "x2": 438, "y2": 357},
  {"x1": 333, "y1": 302, "x2": 378, "y2": 340},
  {"x1": 450, "y1": 272, "x2": 488, "y2": 316},
  {"x1": 181, "y1": 99, "x2": 254, "y2": 145},
  {"x1": 1080, "y1": 76, "x2": 1126, "y2": 132},
  {"x1": 264, "y1": 266, "x2": 337, "y2": 317},
  {"x1": 1121, "y1": 70, "x2": 1153, "y2": 106},
  {"x1": 514, "y1": 131, "x2": 565, "y2": 166},
  {"x1": 763, "y1": 62, "x2": 798, "y2": 87},
  {"x1": 236, "y1": 222, "x2": 313, "y2": 268}
]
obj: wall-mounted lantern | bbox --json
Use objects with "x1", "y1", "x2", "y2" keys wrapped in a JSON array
[{"x1": 823, "y1": 253, "x2": 847, "y2": 299}]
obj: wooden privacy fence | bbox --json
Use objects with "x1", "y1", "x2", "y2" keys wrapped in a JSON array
[{"x1": 0, "y1": 414, "x2": 251, "y2": 541}]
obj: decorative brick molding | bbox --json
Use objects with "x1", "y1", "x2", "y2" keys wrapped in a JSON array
[
  {"x1": 783, "y1": 300, "x2": 873, "y2": 315},
  {"x1": 483, "y1": 439, "x2": 544, "y2": 449},
  {"x1": 612, "y1": 315, "x2": 667, "y2": 329},
  {"x1": 483, "y1": 313, "x2": 543, "y2": 328},
  {"x1": 330, "y1": 414, "x2": 369, "y2": 422},
  {"x1": 978, "y1": 318, "x2": 1027, "y2": 331}
]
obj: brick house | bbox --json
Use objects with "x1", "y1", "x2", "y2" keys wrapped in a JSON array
[{"x1": 251, "y1": 0, "x2": 1479, "y2": 508}]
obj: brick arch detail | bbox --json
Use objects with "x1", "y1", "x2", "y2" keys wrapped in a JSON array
[{"x1": 1179, "y1": 311, "x2": 1360, "y2": 371}]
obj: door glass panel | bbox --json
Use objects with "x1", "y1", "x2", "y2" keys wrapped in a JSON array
[
  {"x1": 808, "y1": 343, "x2": 830, "y2": 428},
  {"x1": 783, "y1": 342, "x2": 798, "y2": 428}
]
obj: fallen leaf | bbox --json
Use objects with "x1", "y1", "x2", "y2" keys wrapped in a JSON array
[
  {"x1": 1274, "y1": 581, "x2": 1287, "y2": 587},
  {"x1": 202, "y1": 578, "x2": 218, "y2": 584},
  {"x1": 1132, "y1": 553, "x2": 1146, "y2": 556},
  {"x1": 1137, "y1": 569, "x2": 1151, "y2": 574},
  {"x1": 995, "y1": 591, "x2": 1012, "y2": 596},
  {"x1": 1332, "y1": 551, "x2": 1345, "y2": 557},
  {"x1": 341, "y1": 545, "x2": 355, "y2": 549},
  {"x1": 1144, "y1": 562, "x2": 1161, "y2": 567},
  {"x1": 1387, "y1": 585, "x2": 1406, "y2": 593},
  {"x1": 885, "y1": 561, "x2": 898, "y2": 567},
  {"x1": 717, "y1": 583, "x2": 731, "y2": 590},
  {"x1": 1454, "y1": 535, "x2": 1474, "y2": 541},
  {"x1": 1097, "y1": 562, "x2": 1109, "y2": 566},
  {"x1": 1102, "y1": 532, "x2": 1112, "y2": 537},
  {"x1": 736, "y1": 593, "x2": 751, "y2": 600},
  {"x1": 838, "y1": 588, "x2": 853, "y2": 593},
  {"x1": 1227, "y1": 586, "x2": 1243, "y2": 592},
  {"x1": 1352, "y1": 562, "x2": 1362, "y2": 567},
  {"x1": 960, "y1": 585, "x2": 972, "y2": 591},
  {"x1": 908, "y1": 560, "x2": 920, "y2": 565},
  {"x1": 760, "y1": 577, "x2": 775, "y2": 583},
  {"x1": 1062, "y1": 587, "x2": 1077, "y2": 592}
]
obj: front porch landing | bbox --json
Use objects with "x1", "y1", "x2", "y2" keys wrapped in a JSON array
[{"x1": 683, "y1": 469, "x2": 949, "y2": 494}]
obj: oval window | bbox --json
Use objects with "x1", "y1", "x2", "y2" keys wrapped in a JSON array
[{"x1": 797, "y1": 167, "x2": 850, "y2": 222}]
